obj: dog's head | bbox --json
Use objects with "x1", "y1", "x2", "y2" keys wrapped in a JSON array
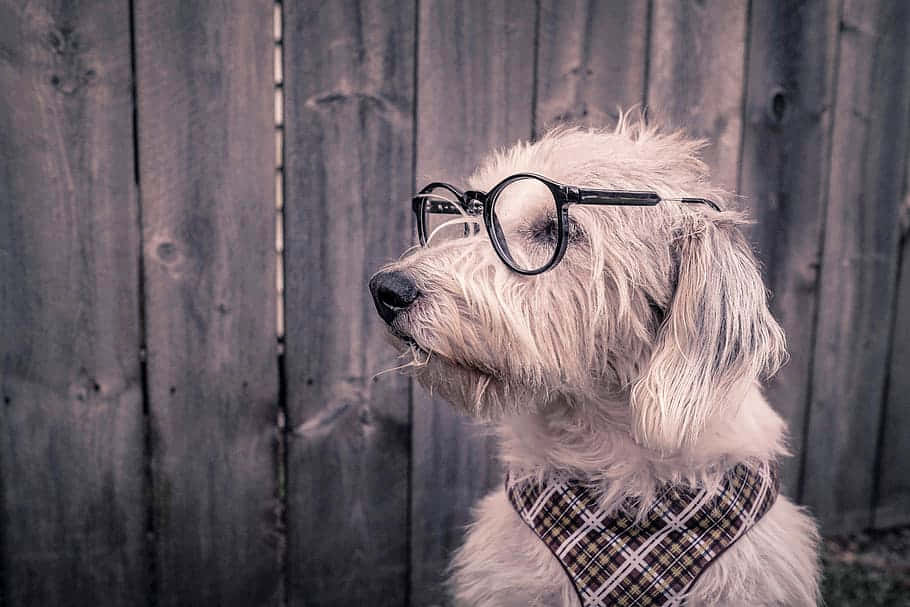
[{"x1": 370, "y1": 118, "x2": 786, "y2": 454}]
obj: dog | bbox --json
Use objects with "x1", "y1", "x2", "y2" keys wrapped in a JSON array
[{"x1": 369, "y1": 115, "x2": 820, "y2": 606}]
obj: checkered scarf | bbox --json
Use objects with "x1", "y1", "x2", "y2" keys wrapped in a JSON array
[{"x1": 506, "y1": 462, "x2": 779, "y2": 607}]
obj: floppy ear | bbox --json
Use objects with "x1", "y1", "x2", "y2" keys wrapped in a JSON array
[{"x1": 630, "y1": 214, "x2": 787, "y2": 452}]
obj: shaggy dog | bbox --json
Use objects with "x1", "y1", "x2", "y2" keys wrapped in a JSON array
[{"x1": 369, "y1": 116, "x2": 820, "y2": 606}]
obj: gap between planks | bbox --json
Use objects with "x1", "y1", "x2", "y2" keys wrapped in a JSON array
[{"x1": 273, "y1": 3, "x2": 289, "y2": 606}]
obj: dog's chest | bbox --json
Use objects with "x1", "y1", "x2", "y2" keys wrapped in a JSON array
[{"x1": 505, "y1": 463, "x2": 779, "y2": 607}]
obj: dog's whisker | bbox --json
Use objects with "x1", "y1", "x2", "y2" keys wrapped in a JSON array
[
  {"x1": 370, "y1": 360, "x2": 417, "y2": 381},
  {"x1": 398, "y1": 244, "x2": 422, "y2": 259},
  {"x1": 471, "y1": 374, "x2": 492, "y2": 413},
  {"x1": 370, "y1": 344, "x2": 433, "y2": 381},
  {"x1": 426, "y1": 217, "x2": 483, "y2": 245}
]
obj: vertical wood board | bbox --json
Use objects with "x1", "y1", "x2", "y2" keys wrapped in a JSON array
[
  {"x1": 0, "y1": 1, "x2": 147, "y2": 605},
  {"x1": 282, "y1": 1, "x2": 414, "y2": 605},
  {"x1": 412, "y1": 1, "x2": 535, "y2": 604},
  {"x1": 873, "y1": 131, "x2": 910, "y2": 529},
  {"x1": 737, "y1": 0, "x2": 841, "y2": 494},
  {"x1": 647, "y1": 0, "x2": 749, "y2": 192},
  {"x1": 133, "y1": 1, "x2": 281, "y2": 604},
  {"x1": 803, "y1": 0, "x2": 910, "y2": 532},
  {"x1": 535, "y1": 0, "x2": 649, "y2": 131}
]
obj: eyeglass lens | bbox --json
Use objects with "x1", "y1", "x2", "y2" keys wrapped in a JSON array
[
  {"x1": 419, "y1": 186, "x2": 481, "y2": 244},
  {"x1": 489, "y1": 176, "x2": 560, "y2": 273}
]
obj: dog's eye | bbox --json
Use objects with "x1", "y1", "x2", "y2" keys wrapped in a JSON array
[
  {"x1": 526, "y1": 215, "x2": 582, "y2": 243},
  {"x1": 530, "y1": 215, "x2": 559, "y2": 244}
]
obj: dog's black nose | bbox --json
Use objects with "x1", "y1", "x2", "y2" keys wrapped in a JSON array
[{"x1": 369, "y1": 270, "x2": 419, "y2": 325}]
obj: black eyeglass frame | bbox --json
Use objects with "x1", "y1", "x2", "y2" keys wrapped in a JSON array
[{"x1": 412, "y1": 172, "x2": 721, "y2": 276}]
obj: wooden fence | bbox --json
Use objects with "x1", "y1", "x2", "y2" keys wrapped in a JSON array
[{"x1": 1, "y1": 0, "x2": 908, "y2": 605}]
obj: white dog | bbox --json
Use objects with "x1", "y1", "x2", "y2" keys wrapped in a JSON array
[{"x1": 370, "y1": 115, "x2": 820, "y2": 606}]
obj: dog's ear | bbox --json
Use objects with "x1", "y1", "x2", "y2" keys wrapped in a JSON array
[{"x1": 629, "y1": 214, "x2": 786, "y2": 452}]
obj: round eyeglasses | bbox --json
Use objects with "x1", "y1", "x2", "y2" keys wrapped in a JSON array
[{"x1": 412, "y1": 173, "x2": 720, "y2": 275}]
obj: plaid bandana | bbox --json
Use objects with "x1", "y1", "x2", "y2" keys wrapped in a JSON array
[{"x1": 506, "y1": 462, "x2": 779, "y2": 607}]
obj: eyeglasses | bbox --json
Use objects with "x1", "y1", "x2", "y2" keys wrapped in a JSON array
[{"x1": 412, "y1": 173, "x2": 720, "y2": 275}]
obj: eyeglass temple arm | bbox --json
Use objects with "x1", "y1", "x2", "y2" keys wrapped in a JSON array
[
  {"x1": 572, "y1": 188, "x2": 661, "y2": 206},
  {"x1": 412, "y1": 182, "x2": 468, "y2": 213},
  {"x1": 412, "y1": 196, "x2": 469, "y2": 214},
  {"x1": 420, "y1": 200, "x2": 468, "y2": 213},
  {"x1": 414, "y1": 189, "x2": 486, "y2": 215},
  {"x1": 676, "y1": 197, "x2": 722, "y2": 212},
  {"x1": 572, "y1": 187, "x2": 721, "y2": 211}
]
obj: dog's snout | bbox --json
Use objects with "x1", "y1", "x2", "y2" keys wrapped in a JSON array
[{"x1": 369, "y1": 270, "x2": 419, "y2": 324}]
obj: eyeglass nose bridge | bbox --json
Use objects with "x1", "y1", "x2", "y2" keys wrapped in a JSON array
[{"x1": 462, "y1": 190, "x2": 487, "y2": 215}]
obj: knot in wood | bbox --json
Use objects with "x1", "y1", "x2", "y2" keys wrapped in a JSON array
[
  {"x1": 766, "y1": 87, "x2": 790, "y2": 126},
  {"x1": 47, "y1": 27, "x2": 96, "y2": 96},
  {"x1": 156, "y1": 242, "x2": 178, "y2": 263}
]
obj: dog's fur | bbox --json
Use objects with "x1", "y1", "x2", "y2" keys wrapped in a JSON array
[{"x1": 375, "y1": 115, "x2": 820, "y2": 606}]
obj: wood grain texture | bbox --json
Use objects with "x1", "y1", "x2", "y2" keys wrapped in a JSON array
[
  {"x1": 647, "y1": 0, "x2": 748, "y2": 191},
  {"x1": 0, "y1": 1, "x2": 147, "y2": 605},
  {"x1": 803, "y1": 0, "x2": 910, "y2": 533},
  {"x1": 535, "y1": 0, "x2": 649, "y2": 131},
  {"x1": 737, "y1": 0, "x2": 840, "y2": 495},
  {"x1": 282, "y1": 2, "x2": 414, "y2": 605},
  {"x1": 133, "y1": 2, "x2": 280, "y2": 604},
  {"x1": 873, "y1": 143, "x2": 910, "y2": 529},
  {"x1": 413, "y1": 1, "x2": 535, "y2": 604}
]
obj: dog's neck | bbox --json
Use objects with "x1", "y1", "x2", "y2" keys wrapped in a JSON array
[{"x1": 496, "y1": 384, "x2": 787, "y2": 503}]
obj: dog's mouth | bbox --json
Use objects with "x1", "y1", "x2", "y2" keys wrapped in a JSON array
[
  {"x1": 387, "y1": 326, "x2": 423, "y2": 351},
  {"x1": 380, "y1": 325, "x2": 539, "y2": 419},
  {"x1": 385, "y1": 326, "x2": 501, "y2": 380}
]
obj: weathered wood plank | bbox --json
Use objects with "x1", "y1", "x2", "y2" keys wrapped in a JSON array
[
  {"x1": 803, "y1": 0, "x2": 910, "y2": 533},
  {"x1": 535, "y1": 0, "x2": 649, "y2": 131},
  {"x1": 874, "y1": 144, "x2": 910, "y2": 529},
  {"x1": 0, "y1": 1, "x2": 147, "y2": 605},
  {"x1": 413, "y1": 2, "x2": 535, "y2": 604},
  {"x1": 737, "y1": 0, "x2": 840, "y2": 495},
  {"x1": 282, "y1": 2, "x2": 414, "y2": 605},
  {"x1": 133, "y1": 2, "x2": 280, "y2": 604},
  {"x1": 647, "y1": 0, "x2": 749, "y2": 191}
]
